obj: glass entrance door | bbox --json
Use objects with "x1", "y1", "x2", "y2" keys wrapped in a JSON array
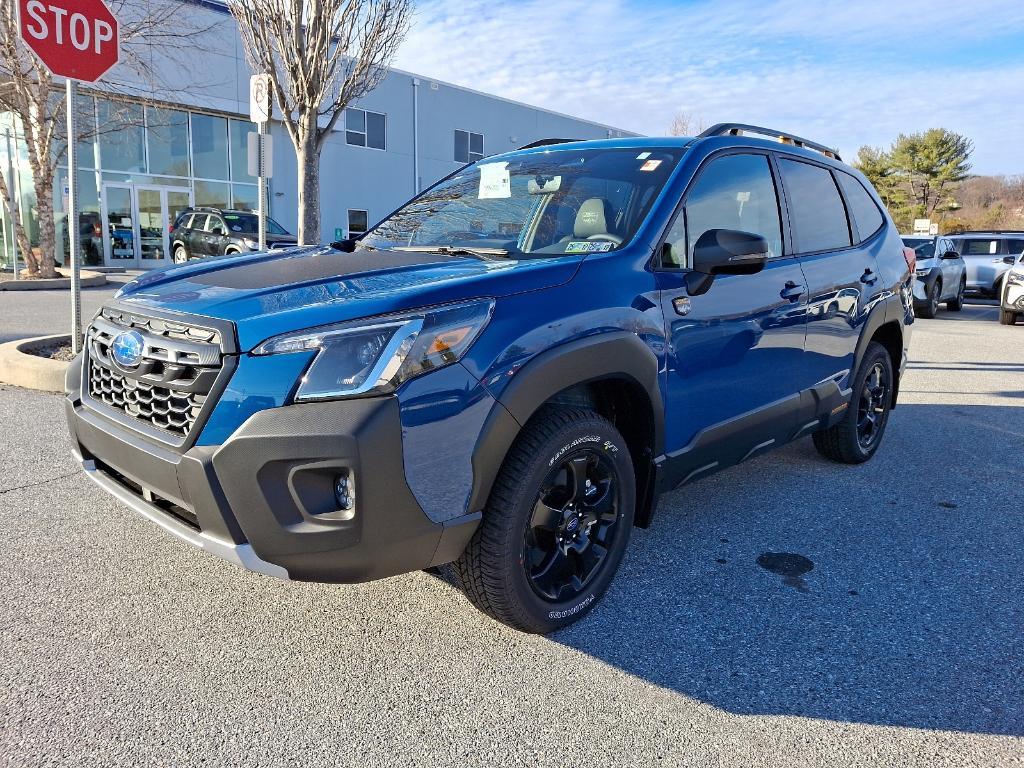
[{"x1": 101, "y1": 184, "x2": 192, "y2": 268}]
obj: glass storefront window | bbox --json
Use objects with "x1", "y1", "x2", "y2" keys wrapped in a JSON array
[
  {"x1": 231, "y1": 183, "x2": 258, "y2": 211},
  {"x1": 51, "y1": 95, "x2": 97, "y2": 169},
  {"x1": 55, "y1": 167, "x2": 102, "y2": 267},
  {"x1": 147, "y1": 107, "x2": 190, "y2": 177},
  {"x1": 195, "y1": 179, "x2": 230, "y2": 209},
  {"x1": 229, "y1": 119, "x2": 256, "y2": 181},
  {"x1": 98, "y1": 100, "x2": 145, "y2": 173},
  {"x1": 191, "y1": 113, "x2": 229, "y2": 180}
]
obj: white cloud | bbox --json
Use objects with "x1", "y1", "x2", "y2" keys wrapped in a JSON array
[{"x1": 396, "y1": 0, "x2": 1024, "y2": 174}]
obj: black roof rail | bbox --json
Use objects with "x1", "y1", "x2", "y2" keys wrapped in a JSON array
[
  {"x1": 517, "y1": 138, "x2": 582, "y2": 150},
  {"x1": 697, "y1": 123, "x2": 841, "y2": 162}
]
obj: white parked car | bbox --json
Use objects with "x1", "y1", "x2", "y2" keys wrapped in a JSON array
[
  {"x1": 999, "y1": 250, "x2": 1024, "y2": 325},
  {"x1": 902, "y1": 236, "x2": 966, "y2": 318}
]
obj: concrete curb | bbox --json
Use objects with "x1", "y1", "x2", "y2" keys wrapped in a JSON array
[
  {"x1": 0, "y1": 334, "x2": 71, "y2": 393},
  {"x1": 0, "y1": 268, "x2": 106, "y2": 291}
]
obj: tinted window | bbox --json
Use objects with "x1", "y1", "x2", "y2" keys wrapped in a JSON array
[
  {"x1": 673, "y1": 154, "x2": 782, "y2": 266},
  {"x1": 836, "y1": 171, "x2": 883, "y2": 241},
  {"x1": 1005, "y1": 239, "x2": 1024, "y2": 255},
  {"x1": 958, "y1": 239, "x2": 1000, "y2": 255},
  {"x1": 778, "y1": 158, "x2": 851, "y2": 253}
]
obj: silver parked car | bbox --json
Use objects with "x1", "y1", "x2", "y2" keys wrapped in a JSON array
[
  {"x1": 949, "y1": 231, "x2": 1024, "y2": 299},
  {"x1": 999, "y1": 250, "x2": 1024, "y2": 325},
  {"x1": 902, "y1": 235, "x2": 966, "y2": 318}
]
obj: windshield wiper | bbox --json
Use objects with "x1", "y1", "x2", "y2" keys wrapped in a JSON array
[{"x1": 394, "y1": 245, "x2": 510, "y2": 260}]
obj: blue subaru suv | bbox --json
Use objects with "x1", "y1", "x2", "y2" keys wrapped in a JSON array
[{"x1": 65, "y1": 124, "x2": 913, "y2": 633}]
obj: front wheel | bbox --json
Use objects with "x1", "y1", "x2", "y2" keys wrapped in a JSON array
[
  {"x1": 813, "y1": 341, "x2": 894, "y2": 464},
  {"x1": 1000, "y1": 309, "x2": 1020, "y2": 326},
  {"x1": 454, "y1": 407, "x2": 635, "y2": 633},
  {"x1": 915, "y1": 281, "x2": 940, "y2": 319},
  {"x1": 172, "y1": 245, "x2": 189, "y2": 264}
]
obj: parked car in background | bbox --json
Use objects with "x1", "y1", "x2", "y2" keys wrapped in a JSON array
[
  {"x1": 66, "y1": 125, "x2": 913, "y2": 633},
  {"x1": 948, "y1": 231, "x2": 1024, "y2": 299},
  {"x1": 999, "y1": 250, "x2": 1024, "y2": 325},
  {"x1": 902, "y1": 235, "x2": 966, "y2": 318},
  {"x1": 171, "y1": 208, "x2": 297, "y2": 262}
]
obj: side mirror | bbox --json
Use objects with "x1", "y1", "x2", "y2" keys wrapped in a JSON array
[
  {"x1": 329, "y1": 237, "x2": 358, "y2": 252},
  {"x1": 940, "y1": 250, "x2": 960, "y2": 260},
  {"x1": 685, "y1": 229, "x2": 769, "y2": 296}
]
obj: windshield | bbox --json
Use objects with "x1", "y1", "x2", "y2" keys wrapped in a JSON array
[
  {"x1": 361, "y1": 147, "x2": 683, "y2": 257},
  {"x1": 901, "y1": 237, "x2": 934, "y2": 258},
  {"x1": 222, "y1": 213, "x2": 288, "y2": 236}
]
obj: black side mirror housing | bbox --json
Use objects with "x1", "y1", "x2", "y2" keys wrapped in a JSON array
[
  {"x1": 941, "y1": 250, "x2": 960, "y2": 260},
  {"x1": 330, "y1": 237, "x2": 358, "y2": 252},
  {"x1": 684, "y1": 229, "x2": 770, "y2": 296}
]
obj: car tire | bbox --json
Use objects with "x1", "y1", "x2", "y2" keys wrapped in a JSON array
[
  {"x1": 453, "y1": 406, "x2": 635, "y2": 634},
  {"x1": 173, "y1": 245, "x2": 189, "y2": 264},
  {"x1": 915, "y1": 281, "x2": 940, "y2": 319},
  {"x1": 946, "y1": 279, "x2": 965, "y2": 311},
  {"x1": 812, "y1": 341, "x2": 894, "y2": 465},
  {"x1": 225, "y1": 247, "x2": 241, "y2": 255},
  {"x1": 999, "y1": 309, "x2": 1019, "y2": 326}
]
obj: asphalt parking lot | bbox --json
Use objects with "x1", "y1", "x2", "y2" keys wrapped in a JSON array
[{"x1": 1, "y1": 287, "x2": 1022, "y2": 767}]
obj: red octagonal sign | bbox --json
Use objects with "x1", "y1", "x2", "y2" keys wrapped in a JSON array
[{"x1": 18, "y1": 0, "x2": 119, "y2": 83}]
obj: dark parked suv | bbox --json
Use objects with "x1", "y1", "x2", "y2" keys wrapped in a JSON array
[
  {"x1": 171, "y1": 207, "x2": 297, "y2": 262},
  {"x1": 66, "y1": 125, "x2": 913, "y2": 633}
]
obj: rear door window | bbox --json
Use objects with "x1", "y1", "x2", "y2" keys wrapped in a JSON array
[
  {"x1": 778, "y1": 158, "x2": 852, "y2": 253},
  {"x1": 959, "y1": 239, "x2": 1000, "y2": 255},
  {"x1": 1005, "y1": 239, "x2": 1024, "y2": 256},
  {"x1": 835, "y1": 171, "x2": 884, "y2": 241}
]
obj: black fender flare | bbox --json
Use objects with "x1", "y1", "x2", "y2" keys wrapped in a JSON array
[
  {"x1": 851, "y1": 293, "x2": 904, "y2": 403},
  {"x1": 466, "y1": 331, "x2": 664, "y2": 516},
  {"x1": 914, "y1": 266, "x2": 942, "y2": 301}
]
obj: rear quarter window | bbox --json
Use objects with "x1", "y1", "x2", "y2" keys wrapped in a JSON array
[
  {"x1": 778, "y1": 158, "x2": 852, "y2": 253},
  {"x1": 959, "y1": 239, "x2": 1000, "y2": 255},
  {"x1": 835, "y1": 171, "x2": 884, "y2": 241}
]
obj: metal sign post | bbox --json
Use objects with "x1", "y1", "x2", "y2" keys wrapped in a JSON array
[
  {"x1": 66, "y1": 79, "x2": 82, "y2": 353},
  {"x1": 249, "y1": 74, "x2": 273, "y2": 251}
]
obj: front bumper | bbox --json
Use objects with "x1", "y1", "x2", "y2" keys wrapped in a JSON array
[
  {"x1": 1002, "y1": 281, "x2": 1024, "y2": 311},
  {"x1": 66, "y1": 382, "x2": 480, "y2": 583}
]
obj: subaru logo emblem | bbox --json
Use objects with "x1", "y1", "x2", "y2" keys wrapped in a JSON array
[{"x1": 110, "y1": 330, "x2": 145, "y2": 368}]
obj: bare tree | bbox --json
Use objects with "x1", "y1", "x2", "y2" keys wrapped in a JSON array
[
  {"x1": 0, "y1": 0, "x2": 217, "y2": 278},
  {"x1": 228, "y1": 0, "x2": 412, "y2": 245},
  {"x1": 669, "y1": 111, "x2": 709, "y2": 137}
]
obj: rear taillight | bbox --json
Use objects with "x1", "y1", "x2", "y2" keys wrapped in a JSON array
[{"x1": 902, "y1": 246, "x2": 916, "y2": 274}]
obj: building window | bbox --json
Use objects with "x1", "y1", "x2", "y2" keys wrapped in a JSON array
[
  {"x1": 229, "y1": 119, "x2": 257, "y2": 181},
  {"x1": 345, "y1": 108, "x2": 386, "y2": 150},
  {"x1": 98, "y1": 99, "x2": 145, "y2": 173},
  {"x1": 146, "y1": 107, "x2": 190, "y2": 177},
  {"x1": 454, "y1": 130, "x2": 484, "y2": 163},
  {"x1": 191, "y1": 113, "x2": 230, "y2": 180},
  {"x1": 348, "y1": 209, "x2": 368, "y2": 237}
]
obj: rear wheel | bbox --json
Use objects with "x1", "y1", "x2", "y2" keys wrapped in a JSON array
[
  {"x1": 947, "y1": 278, "x2": 965, "y2": 311},
  {"x1": 173, "y1": 245, "x2": 189, "y2": 264},
  {"x1": 1000, "y1": 309, "x2": 1019, "y2": 326},
  {"x1": 454, "y1": 407, "x2": 635, "y2": 633},
  {"x1": 813, "y1": 342, "x2": 894, "y2": 464},
  {"x1": 915, "y1": 281, "x2": 940, "y2": 319}
]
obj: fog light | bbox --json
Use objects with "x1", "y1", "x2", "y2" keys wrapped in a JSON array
[{"x1": 334, "y1": 473, "x2": 354, "y2": 511}]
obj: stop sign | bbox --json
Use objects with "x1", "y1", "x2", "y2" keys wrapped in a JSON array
[{"x1": 18, "y1": 0, "x2": 119, "y2": 82}]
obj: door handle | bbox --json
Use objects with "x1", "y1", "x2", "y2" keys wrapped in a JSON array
[
  {"x1": 860, "y1": 269, "x2": 878, "y2": 285},
  {"x1": 780, "y1": 280, "x2": 803, "y2": 301}
]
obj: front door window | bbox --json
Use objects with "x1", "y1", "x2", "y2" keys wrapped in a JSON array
[{"x1": 137, "y1": 188, "x2": 166, "y2": 262}]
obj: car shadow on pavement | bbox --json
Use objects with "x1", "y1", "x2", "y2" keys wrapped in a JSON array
[{"x1": 549, "y1": 403, "x2": 1024, "y2": 737}]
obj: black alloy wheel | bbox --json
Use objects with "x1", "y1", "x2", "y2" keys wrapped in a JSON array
[
  {"x1": 525, "y1": 451, "x2": 621, "y2": 602},
  {"x1": 856, "y1": 360, "x2": 890, "y2": 451}
]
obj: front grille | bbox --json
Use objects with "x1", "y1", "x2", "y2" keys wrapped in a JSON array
[{"x1": 85, "y1": 309, "x2": 225, "y2": 440}]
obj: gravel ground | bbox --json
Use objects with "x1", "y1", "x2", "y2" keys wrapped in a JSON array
[{"x1": 0, "y1": 299, "x2": 1022, "y2": 767}]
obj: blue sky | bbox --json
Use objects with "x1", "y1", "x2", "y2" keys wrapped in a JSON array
[{"x1": 395, "y1": 0, "x2": 1024, "y2": 175}]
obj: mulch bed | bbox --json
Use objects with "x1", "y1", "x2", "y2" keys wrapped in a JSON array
[{"x1": 26, "y1": 341, "x2": 76, "y2": 362}]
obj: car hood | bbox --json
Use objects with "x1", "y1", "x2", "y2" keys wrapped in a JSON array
[{"x1": 114, "y1": 245, "x2": 583, "y2": 351}]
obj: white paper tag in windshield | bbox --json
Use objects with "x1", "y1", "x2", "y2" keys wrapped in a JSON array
[{"x1": 478, "y1": 162, "x2": 511, "y2": 199}]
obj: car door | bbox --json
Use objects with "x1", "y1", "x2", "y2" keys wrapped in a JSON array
[
  {"x1": 188, "y1": 214, "x2": 211, "y2": 257},
  {"x1": 786, "y1": 160, "x2": 883, "y2": 393},
  {"x1": 937, "y1": 238, "x2": 959, "y2": 300},
  {"x1": 655, "y1": 151, "x2": 810, "y2": 485},
  {"x1": 206, "y1": 215, "x2": 229, "y2": 256}
]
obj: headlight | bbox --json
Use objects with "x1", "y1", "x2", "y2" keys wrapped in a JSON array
[
  {"x1": 1007, "y1": 271, "x2": 1024, "y2": 286},
  {"x1": 915, "y1": 268, "x2": 929, "y2": 277},
  {"x1": 253, "y1": 299, "x2": 494, "y2": 401},
  {"x1": 243, "y1": 237, "x2": 259, "y2": 250}
]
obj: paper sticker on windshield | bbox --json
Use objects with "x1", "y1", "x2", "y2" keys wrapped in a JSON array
[
  {"x1": 566, "y1": 241, "x2": 614, "y2": 253},
  {"x1": 636, "y1": 152, "x2": 651, "y2": 160},
  {"x1": 639, "y1": 159, "x2": 662, "y2": 172},
  {"x1": 478, "y1": 162, "x2": 511, "y2": 199}
]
